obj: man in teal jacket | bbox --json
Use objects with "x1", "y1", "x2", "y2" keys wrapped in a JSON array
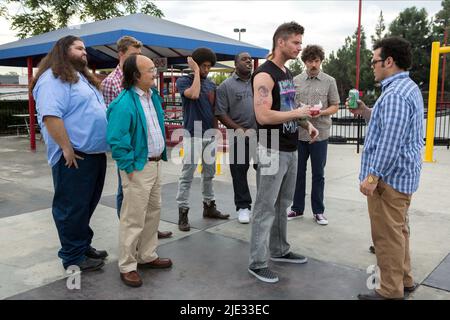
[{"x1": 107, "y1": 55, "x2": 172, "y2": 288}]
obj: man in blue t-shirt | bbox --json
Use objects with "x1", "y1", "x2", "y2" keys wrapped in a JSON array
[
  {"x1": 32, "y1": 35, "x2": 108, "y2": 272},
  {"x1": 175, "y1": 48, "x2": 229, "y2": 232}
]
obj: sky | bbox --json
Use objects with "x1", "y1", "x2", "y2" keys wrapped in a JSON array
[{"x1": 0, "y1": 0, "x2": 444, "y2": 74}]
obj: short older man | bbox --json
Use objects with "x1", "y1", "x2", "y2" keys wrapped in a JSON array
[
  {"x1": 107, "y1": 55, "x2": 172, "y2": 288},
  {"x1": 102, "y1": 36, "x2": 172, "y2": 239}
]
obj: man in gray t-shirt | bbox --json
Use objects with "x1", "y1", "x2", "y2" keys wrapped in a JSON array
[
  {"x1": 288, "y1": 45, "x2": 340, "y2": 226},
  {"x1": 216, "y1": 52, "x2": 257, "y2": 224}
]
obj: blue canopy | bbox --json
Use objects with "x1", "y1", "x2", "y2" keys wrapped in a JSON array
[{"x1": 0, "y1": 13, "x2": 268, "y2": 68}]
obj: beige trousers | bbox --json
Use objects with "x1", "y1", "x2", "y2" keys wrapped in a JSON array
[
  {"x1": 367, "y1": 180, "x2": 414, "y2": 299},
  {"x1": 118, "y1": 161, "x2": 161, "y2": 273}
]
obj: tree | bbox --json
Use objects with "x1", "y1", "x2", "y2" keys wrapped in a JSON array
[
  {"x1": 432, "y1": 0, "x2": 450, "y2": 40},
  {"x1": 210, "y1": 72, "x2": 229, "y2": 86},
  {"x1": 371, "y1": 11, "x2": 386, "y2": 46},
  {"x1": 323, "y1": 27, "x2": 376, "y2": 105},
  {"x1": 288, "y1": 57, "x2": 304, "y2": 77},
  {"x1": 431, "y1": 0, "x2": 450, "y2": 98},
  {"x1": 2, "y1": 0, "x2": 164, "y2": 39},
  {"x1": 387, "y1": 7, "x2": 433, "y2": 90}
]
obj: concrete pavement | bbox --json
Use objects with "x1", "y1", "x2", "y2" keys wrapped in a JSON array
[{"x1": 0, "y1": 135, "x2": 449, "y2": 300}]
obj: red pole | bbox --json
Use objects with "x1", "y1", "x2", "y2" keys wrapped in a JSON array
[
  {"x1": 439, "y1": 27, "x2": 448, "y2": 105},
  {"x1": 254, "y1": 58, "x2": 259, "y2": 70},
  {"x1": 171, "y1": 66, "x2": 175, "y2": 101},
  {"x1": 27, "y1": 57, "x2": 36, "y2": 152},
  {"x1": 355, "y1": 0, "x2": 362, "y2": 90},
  {"x1": 355, "y1": 0, "x2": 362, "y2": 154}
]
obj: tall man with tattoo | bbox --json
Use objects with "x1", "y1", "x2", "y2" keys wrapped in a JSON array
[{"x1": 248, "y1": 22, "x2": 319, "y2": 283}]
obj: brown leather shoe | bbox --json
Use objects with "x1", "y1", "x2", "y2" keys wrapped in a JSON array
[
  {"x1": 120, "y1": 271, "x2": 142, "y2": 287},
  {"x1": 158, "y1": 230, "x2": 173, "y2": 239},
  {"x1": 139, "y1": 257, "x2": 173, "y2": 269}
]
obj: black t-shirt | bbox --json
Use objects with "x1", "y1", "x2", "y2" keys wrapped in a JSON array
[{"x1": 252, "y1": 60, "x2": 298, "y2": 152}]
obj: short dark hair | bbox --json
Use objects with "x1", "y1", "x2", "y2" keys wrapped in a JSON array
[
  {"x1": 192, "y1": 47, "x2": 216, "y2": 66},
  {"x1": 234, "y1": 52, "x2": 250, "y2": 64},
  {"x1": 269, "y1": 21, "x2": 304, "y2": 58},
  {"x1": 122, "y1": 55, "x2": 140, "y2": 90},
  {"x1": 301, "y1": 45, "x2": 325, "y2": 62},
  {"x1": 373, "y1": 36, "x2": 412, "y2": 70}
]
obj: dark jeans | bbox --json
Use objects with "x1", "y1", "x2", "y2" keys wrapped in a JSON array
[
  {"x1": 291, "y1": 139, "x2": 328, "y2": 215},
  {"x1": 51, "y1": 152, "x2": 106, "y2": 268},
  {"x1": 116, "y1": 168, "x2": 123, "y2": 218},
  {"x1": 229, "y1": 136, "x2": 257, "y2": 211}
]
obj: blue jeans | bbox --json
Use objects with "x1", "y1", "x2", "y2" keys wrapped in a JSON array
[
  {"x1": 291, "y1": 139, "x2": 328, "y2": 215},
  {"x1": 51, "y1": 152, "x2": 106, "y2": 268}
]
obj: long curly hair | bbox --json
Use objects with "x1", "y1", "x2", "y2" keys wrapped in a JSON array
[{"x1": 31, "y1": 35, "x2": 100, "y2": 91}]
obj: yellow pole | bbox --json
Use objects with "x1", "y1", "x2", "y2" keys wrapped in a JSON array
[{"x1": 424, "y1": 42, "x2": 441, "y2": 162}]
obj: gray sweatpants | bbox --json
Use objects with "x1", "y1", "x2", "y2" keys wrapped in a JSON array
[
  {"x1": 176, "y1": 137, "x2": 216, "y2": 208},
  {"x1": 249, "y1": 146, "x2": 298, "y2": 269}
]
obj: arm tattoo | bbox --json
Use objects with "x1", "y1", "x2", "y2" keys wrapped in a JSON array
[{"x1": 258, "y1": 86, "x2": 269, "y2": 98}]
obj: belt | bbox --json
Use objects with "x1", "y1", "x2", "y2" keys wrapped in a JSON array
[{"x1": 148, "y1": 155, "x2": 162, "y2": 162}]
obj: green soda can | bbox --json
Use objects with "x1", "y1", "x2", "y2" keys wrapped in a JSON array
[{"x1": 348, "y1": 89, "x2": 359, "y2": 109}]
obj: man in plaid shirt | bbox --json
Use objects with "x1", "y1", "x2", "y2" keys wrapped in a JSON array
[
  {"x1": 350, "y1": 37, "x2": 423, "y2": 300},
  {"x1": 101, "y1": 36, "x2": 172, "y2": 239}
]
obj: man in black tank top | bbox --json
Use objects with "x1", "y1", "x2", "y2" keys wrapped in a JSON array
[{"x1": 248, "y1": 22, "x2": 319, "y2": 284}]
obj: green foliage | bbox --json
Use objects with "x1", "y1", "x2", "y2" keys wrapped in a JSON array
[
  {"x1": 288, "y1": 58, "x2": 304, "y2": 77},
  {"x1": 3, "y1": 0, "x2": 164, "y2": 39},
  {"x1": 210, "y1": 73, "x2": 229, "y2": 86},
  {"x1": 323, "y1": 27, "x2": 377, "y2": 105},
  {"x1": 387, "y1": 7, "x2": 433, "y2": 90},
  {"x1": 431, "y1": 0, "x2": 450, "y2": 94},
  {"x1": 371, "y1": 11, "x2": 386, "y2": 46}
]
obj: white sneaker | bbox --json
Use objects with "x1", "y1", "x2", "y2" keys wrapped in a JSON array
[
  {"x1": 313, "y1": 214, "x2": 328, "y2": 225},
  {"x1": 238, "y1": 208, "x2": 250, "y2": 224}
]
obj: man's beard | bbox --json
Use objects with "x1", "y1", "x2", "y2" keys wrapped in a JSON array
[{"x1": 69, "y1": 56, "x2": 87, "y2": 72}]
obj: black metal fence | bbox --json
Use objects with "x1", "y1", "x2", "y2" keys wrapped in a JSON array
[
  {"x1": 0, "y1": 100, "x2": 35, "y2": 136},
  {"x1": 329, "y1": 102, "x2": 450, "y2": 149},
  {"x1": 1, "y1": 99, "x2": 449, "y2": 149}
]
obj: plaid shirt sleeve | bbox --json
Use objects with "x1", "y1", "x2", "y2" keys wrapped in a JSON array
[
  {"x1": 101, "y1": 78, "x2": 119, "y2": 108},
  {"x1": 369, "y1": 93, "x2": 410, "y2": 179}
]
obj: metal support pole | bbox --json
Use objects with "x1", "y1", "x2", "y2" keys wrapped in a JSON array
[
  {"x1": 425, "y1": 42, "x2": 441, "y2": 162},
  {"x1": 439, "y1": 28, "x2": 448, "y2": 105},
  {"x1": 356, "y1": 0, "x2": 362, "y2": 154},
  {"x1": 27, "y1": 57, "x2": 36, "y2": 152}
]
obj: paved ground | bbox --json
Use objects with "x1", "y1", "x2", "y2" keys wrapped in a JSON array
[{"x1": 0, "y1": 135, "x2": 449, "y2": 300}]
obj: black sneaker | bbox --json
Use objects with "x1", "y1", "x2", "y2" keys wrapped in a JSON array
[
  {"x1": 248, "y1": 267, "x2": 279, "y2": 283},
  {"x1": 85, "y1": 247, "x2": 108, "y2": 260},
  {"x1": 76, "y1": 257, "x2": 105, "y2": 272},
  {"x1": 270, "y1": 252, "x2": 308, "y2": 264}
]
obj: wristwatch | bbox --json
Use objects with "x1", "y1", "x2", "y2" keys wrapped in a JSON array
[{"x1": 367, "y1": 174, "x2": 379, "y2": 184}]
